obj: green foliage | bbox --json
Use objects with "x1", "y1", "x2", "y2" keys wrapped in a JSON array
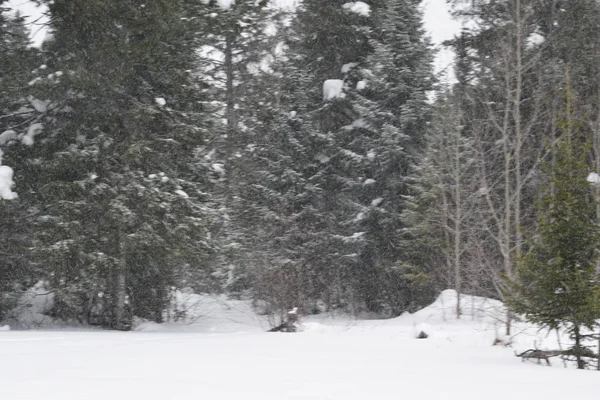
[
  {"x1": 236, "y1": 0, "x2": 435, "y2": 316},
  {"x1": 339, "y1": 0, "x2": 435, "y2": 313},
  {"x1": 508, "y1": 111, "x2": 600, "y2": 367},
  {"x1": 0, "y1": 7, "x2": 41, "y2": 322},
  {"x1": 21, "y1": 0, "x2": 218, "y2": 328}
]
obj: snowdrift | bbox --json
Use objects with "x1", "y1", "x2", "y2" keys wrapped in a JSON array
[
  {"x1": 134, "y1": 292, "x2": 269, "y2": 333},
  {"x1": 5, "y1": 281, "x2": 57, "y2": 329},
  {"x1": 409, "y1": 289, "x2": 506, "y2": 324}
]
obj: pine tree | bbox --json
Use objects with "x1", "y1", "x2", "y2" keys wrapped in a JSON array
[
  {"x1": 241, "y1": 0, "x2": 435, "y2": 315},
  {"x1": 509, "y1": 101, "x2": 600, "y2": 369},
  {"x1": 28, "y1": 0, "x2": 217, "y2": 329},
  {"x1": 194, "y1": 0, "x2": 283, "y2": 296},
  {"x1": 0, "y1": 9, "x2": 41, "y2": 144},
  {"x1": 240, "y1": 62, "x2": 346, "y2": 314},
  {"x1": 0, "y1": 0, "x2": 7, "y2": 35},
  {"x1": 234, "y1": 1, "x2": 380, "y2": 314},
  {"x1": 332, "y1": 0, "x2": 435, "y2": 313},
  {"x1": 0, "y1": 7, "x2": 42, "y2": 320},
  {"x1": 289, "y1": 0, "x2": 375, "y2": 91},
  {"x1": 196, "y1": 0, "x2": 273, "y2": 150}
]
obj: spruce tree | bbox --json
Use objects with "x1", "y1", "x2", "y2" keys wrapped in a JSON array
[
  {"x1": 241, "y1": 0, "x2": 435, "y2": 315},
  {"x1": 289, "y1": 0, "x2": 375, "y2": 90},
  {"x1": 332, "y1": 0, "x2": 435, "y2": 313},
  {"x1": 0, "y1": 7, "x2": 42, "y2": 321},
  {"x1": 194, "y1": 0, "x2": 282, "y2": 296},
  {"x1": 240, "y1": 62, "x2": 345, "y2": 314},
  {"x1": 509, "y1": 104, "x2": 600, "y2": 369},
  {"x1": 235, "y1": 0, "x2": 380, "y2": 314},
  {"x1": 29, "y1": 0, "x2": 216, "y2": 329}
]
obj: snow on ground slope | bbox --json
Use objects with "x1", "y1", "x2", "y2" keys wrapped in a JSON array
[
  {"x1": 302, "y1": 290, "x2": 572, "y2": 351},
  {"x1": 135, "y1": 292, "x2": 270, "y2": 333},
  {"x1": 1, "y1": 291, "x2": 599, "y2": 400}
]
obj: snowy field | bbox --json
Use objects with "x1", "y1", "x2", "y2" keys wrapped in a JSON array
[{"x1": 1, "y1": 291, "x2": 599, "y2": 400}]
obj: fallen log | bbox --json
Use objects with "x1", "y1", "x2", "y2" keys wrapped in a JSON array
[
  {"x1": 515, "y1": 349, "x2": 563, "y2": 365},
  {"x1": 515, "y1": 348, "x2": 599, "y2": 366}
]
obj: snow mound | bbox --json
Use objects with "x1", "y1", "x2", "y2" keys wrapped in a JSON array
[
  {"x1": 0, "y1": 325, "x2": 10, "y2": 331},
  {"x1": 134, "y1": 321, "x2": 165, "y2": 332},
  {"x1": 411, "y1": 289, "x2": 506, "y2": 324},
  {"x1": 299, "y1": 321, "x2": 329, "y2": 333},
  {"x1": 133, "y1": 292, "x2": 268, "y2": 333},
  {"x1": 8, "y1": 281, "x2": 57, "y2": 328}
]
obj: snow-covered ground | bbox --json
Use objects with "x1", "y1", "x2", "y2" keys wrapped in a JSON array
[{"x1": 2, "y1": 290, "x2": 599, "y2": 399}]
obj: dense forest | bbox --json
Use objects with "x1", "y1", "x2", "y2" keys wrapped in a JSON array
[{"x1": 2, "y1": 0, "x2": 600, "y2": 336}]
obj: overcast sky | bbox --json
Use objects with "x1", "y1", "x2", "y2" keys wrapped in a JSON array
[
  {"x1": 7, "y1": 0, "x2": 460, "y2": 79},
  {"x1": 423, "y1": 0, "x2": 461, "y2": 81}
]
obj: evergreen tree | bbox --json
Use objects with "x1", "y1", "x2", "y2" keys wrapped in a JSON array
[
  {"x1": 240, "y1": 62, "x2": 347, "y2": 314},
  {"x1": 194, "y1": 0, "x2": 283, "y2": 295},
  {"x1": 235, "y1": 0, "x2": 381, "y2": 314},
  {"x1": 290, "y1": 0, "x2": 375, "y2": 90},
  {"x1": 241, "y1": 0, "x2": 435, "y2": 315},
  {"x1": 197, "y1": 0, "x2": 273, "y2": 150},
  {"x1": 509, "y1": 103, "x2": 600, "y2": 369},
  {"x1": 341, "y1": 0, "x2": 434, "y2": 313},
  {"x1": 0, "y1": 8, "x2": 42, "y2": 321},
  {"x1": 27, "y1": 0, "x2": 217, "y2": 329}
]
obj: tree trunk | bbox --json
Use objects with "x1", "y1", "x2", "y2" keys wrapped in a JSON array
[
  {"x1": 513, "y1": 0, "x2": 524, "y2": 266},
  {"x1": 573, "y1": 324, "x2": 585, "y2": 370},
  {"x1": 225, "y1": 31, "x2": 237, "y2": 155},
  {"x1": 454, "y1": 121, "x2": 462, "y2": 319},
  {"x1": 155, "y1": 283, "x2": 164, "y2": 324},
  {"x1": 113, "y1": 263, "x2": 128, "y2": 330},
  {"x1": 503, "y1": 88, "x2": 513, "y2": 336},
  {"x1": 112, "y1": 229, "x2": 129, "y2": 331},
  {"x1": 597, "y1": 329, "x2": 600, "y2": 371},
  {"x1": 507, "y1": 0, "x2": 526, "y2": 337}
]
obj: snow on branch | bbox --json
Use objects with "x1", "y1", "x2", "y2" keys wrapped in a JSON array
[
  {"x1": 323, "y1": 79, "x2": 345, "y2": 101},
  {"x1": 0, "y1": 163, "x2": 18, "y2": 200},
  {"x1": 587, "y1": 172, "x2": 600, "y2": 184},
  {"x1": 342, "y1": 2, "x2": 371, "y2": 17}
]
